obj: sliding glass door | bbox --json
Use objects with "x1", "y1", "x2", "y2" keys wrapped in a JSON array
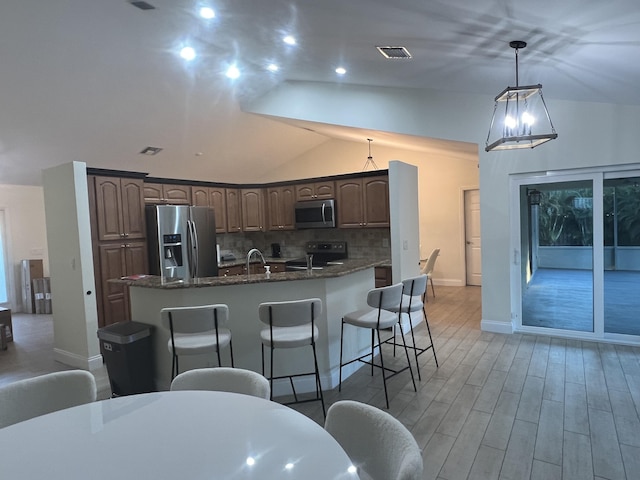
[
  {"x1": 603, "y1": 175, "x2": 640, "y2": 336},
  {"x1": 516, "y1": 168, "x2": 640, "y2": 341},
  {"x1": 520, "y1": 180, "x2": 594, "y2": 332}
]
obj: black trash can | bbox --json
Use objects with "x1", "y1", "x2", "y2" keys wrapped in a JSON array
[{"x1": 97, "y1": 321, "x2": 154, "y2": 396}]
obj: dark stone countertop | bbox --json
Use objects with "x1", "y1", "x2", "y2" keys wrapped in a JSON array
[{"x1": 110, "y1": 258, "x2": 388, "y2": 289}]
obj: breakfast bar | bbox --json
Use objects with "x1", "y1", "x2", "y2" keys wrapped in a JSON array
[{"x1": 114, "y1": 259, "x2": 385, "y2": 392}]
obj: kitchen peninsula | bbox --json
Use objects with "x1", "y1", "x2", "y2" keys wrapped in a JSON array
[{"x1": 114, "y1": 259, "x2": 385, "y2": 392}]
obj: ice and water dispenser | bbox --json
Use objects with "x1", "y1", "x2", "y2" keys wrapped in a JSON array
[{"x1": 162, "y1": 233, "x2": 184, "y2": 276}]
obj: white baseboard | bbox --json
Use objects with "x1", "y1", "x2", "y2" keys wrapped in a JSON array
[
  {"x1": 481, "y1": 319, "x2": 514, "y2": 334},
  {"x1": 434, "y1": 278, "x2": 465, "y2": 287},
  {"x1": 53, "y1": 348, "x2": 103, "y2": 371}
]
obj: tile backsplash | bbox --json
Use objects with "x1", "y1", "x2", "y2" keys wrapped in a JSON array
[{"x1": 217, "y1": 228, "x2": 391, "y2": 261}]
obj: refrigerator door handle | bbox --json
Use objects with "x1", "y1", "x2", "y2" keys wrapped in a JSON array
[{"x1": 188, "y1": 219, "x2": 199, "y2": 278}]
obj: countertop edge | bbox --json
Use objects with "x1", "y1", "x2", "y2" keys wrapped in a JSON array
[{"x1": 110, "y1": 259, "x2": 388, "y2": 289}]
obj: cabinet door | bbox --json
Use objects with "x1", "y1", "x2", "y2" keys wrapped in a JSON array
[
  {"x1": 279, "y1": 185, "x2": 295, "y2": 230},
  {"x1": 95, "y1": 176, "x2": 124, "y2": 241},
  {"x1": 99, "y1": 243, "x2": 128, "y2": 326},
  {"x1": 225, "y1": 189, "x2": 242, "y2": 232},
  {"x1": 266, "y1": 186, "x2": 294, "y2": 230},
  {"x1": 209, "y1": 188, "x2": 227, "y2": 233},
  {"x1": 191, "y1": 186, "x2": 209, "y2": 207},
  {"x1": 335, "y1": 179, "x2": 364, "y2": 228},
  {"x1": 162, "y1": 185, "x2": 192, "y2": 205},
  {"x1": 266, "y1": 188, "x2": 281, "y2": 230},
  {"x1": 314, "y1": 181, "x2": 335, "y2": 199},
  {"x1": 295, "y1": 183, "x2": 315, "y2": 201},
  {"x1": 120, "y1": 178, "x2": 146, "y2": 239},
  {"x1": 241, "y1": 188, "x2": 264, "y2": 232},
  {"x1": 144, "y1": 183, "x2": 164, "y2": 204},
  {"x1": 124, "y1": 241, "x2": 149, "y2": 276},
  {"x1": 363, "y1": 176, "x2": 390, "y2": 227}
]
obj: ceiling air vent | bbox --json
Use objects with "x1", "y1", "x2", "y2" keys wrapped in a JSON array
[
  {"x1": 140, "y1": 146, "x2": 163, "y2": 155},
  {"x1": 376, "y1": 46, "x2": 412, "y2": 59},
  {"x1": 130, "y1": 1, "x2": 156, "y2": 11}
]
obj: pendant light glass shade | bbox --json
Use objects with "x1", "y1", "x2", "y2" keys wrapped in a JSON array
[{"x1": 485, "y1": 41, "x2": 557, "y2": 152}]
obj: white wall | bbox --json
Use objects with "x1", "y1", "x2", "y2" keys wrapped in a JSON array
[
  {"x1": 0, "y1": 185, "x2": 49, "y2": 311},
  {"x1": 261, "y1": 137, "x2": 478, "y2": 286},
  {"x1": 42, "y1": 161, "x2": 101, "y2": 370}
]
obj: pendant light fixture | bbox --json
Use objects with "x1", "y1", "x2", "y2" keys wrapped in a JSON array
[
  {"x1": 362, "y1": 138, "x2": 379, "y2": 170},
  {"x1": 485, "y1": 41, "x2": 557, "y2": 152}
]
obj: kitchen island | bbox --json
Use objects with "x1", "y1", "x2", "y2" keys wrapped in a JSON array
[{"x1": 113, "y1": 259, "x2": 386, "y2": 392}]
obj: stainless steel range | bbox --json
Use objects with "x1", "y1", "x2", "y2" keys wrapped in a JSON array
[{"x1": 285, "y1": 242, "x2": 348, "y2": 271}]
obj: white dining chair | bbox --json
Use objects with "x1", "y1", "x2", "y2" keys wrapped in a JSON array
[
  {"x1": 338, "y1": 283, "x2": 416, "y2": 409},
  {"x1": 0, "y1": 370, "x2": 97, "y2": 429},
  {"x1": 160, "y1": 304, "x2": 234, "y2": 380},
  {"x1": 386, "y1": 274, "x2": 439, "y2": 380},
  {"x1": 421, "y1": 248, "x2": 440, "y2": 300},
  {"x1": 325, "y1": 400, "x2": 423, "y2": 480},
  {"x1": 170, "y1": 367, "x2": 270, "y2": 400},
  {"x1": 258, "y1": 298, "x2": 325, "y2": 416}
]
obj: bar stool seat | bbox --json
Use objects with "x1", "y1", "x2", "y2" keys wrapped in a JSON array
[
  {"x1": 259, "y1": 324, "x2": 319, "y2": 348},
  {"x1": 343, "y1": 308, "x2": 398, "y2": 329}
]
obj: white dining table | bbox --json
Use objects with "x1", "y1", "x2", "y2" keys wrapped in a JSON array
[{"x1": 0, "y1": 390, "x2": 359, "y2": 479}]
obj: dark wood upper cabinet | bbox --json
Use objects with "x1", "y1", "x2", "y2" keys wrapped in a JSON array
[
  {"x1": 362, "y1": 176, "x2": 390, "y2": 227},
  {"x1": 266, "y1": 186, "x2": 295, "y2": 231},
  {"x1": 295, "y1": 180, "x2": 335, "y2": 201},
  {"x1": 95, "y1": 176, "x2": 146, "y2": 241},
  {"x1": 241, "y1": 188, "x2": 265, "y2": 232},
  {"x1": 225, "y1": 188, "x2": 242, "y2": 233},
  {"x1": 144, "y1": 183, "x2": 191, "y2": 205},
  {"x1": 191, "y1": 186, "x2": 227, "y2": 233},
  {"x1": 336, "y1": 175, "x2": 389, "y2": 228}
]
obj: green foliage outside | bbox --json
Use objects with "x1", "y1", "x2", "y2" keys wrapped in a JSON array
[{"x1": 538, "y1": 184, "x2": 640, "y2": 247}]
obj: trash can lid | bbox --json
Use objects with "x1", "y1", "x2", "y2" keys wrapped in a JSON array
[{"x1": 97, "y1": 321, "x2": 152, "y2": 344}]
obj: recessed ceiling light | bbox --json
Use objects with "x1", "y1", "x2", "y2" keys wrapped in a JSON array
[
  {"x1": 180, "y1": 46, "x2": 196, "y2": 61},
  {"x1": 335, "y1": 67, "x2": 347, "y2": 75},
  {"x1": 140, "y1": 146, "x2": 163, "y2": 155},
  {"x1": 226, "y1": 65, "x2": 240, "y2": 79},
  {"x1": 283, "y1": 35, "x2": 296, "y2": 45},
  {"x1": 267, "y1": 63, "x2": 279, "y2": 72},
  {"x1": 199, "y1": 7, "x2": 215, "y2": 19}
]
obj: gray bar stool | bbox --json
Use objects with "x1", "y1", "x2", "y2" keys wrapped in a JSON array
[
  {"x1": 385, "y1": 274, "x2": 439, "y2": 381},
  {"x1": 258, "y1": 298, "x2": 325, "y2": 417},
  {"x1": 338, "y1": 283, "x2": 416, "y2": 409},
  {"x1": 160, "y1": 304, "x2": 234, "y2": 380}
]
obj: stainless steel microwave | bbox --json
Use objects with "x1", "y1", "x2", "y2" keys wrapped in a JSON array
[{"x1": 294, "y1": 199, "x2": 336, "y2": 229}]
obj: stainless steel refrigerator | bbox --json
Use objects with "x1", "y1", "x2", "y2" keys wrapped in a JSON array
[{"x1": 146, "y1": 205, "x2": 218, "y2": 279}]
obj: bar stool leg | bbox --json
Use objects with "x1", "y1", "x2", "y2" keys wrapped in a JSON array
[
  {"x1": 398, "y1": 321, "x2": 417, "y2": 392},
  {"x1": 376, "y1": 328, "x2": 390, "y2": 409},
  {"x1": 423, "y1": 306, "x2": 439, "y2": 367},
  {"x1": 338, "y1": 320, "x2": 345, "y2": 392},
  {"x1": 311, "y1": 342, "x2": 326, "y2": 417},
  {"x1": 407, "y1": 312, "x2": 422, "y2": 381}
]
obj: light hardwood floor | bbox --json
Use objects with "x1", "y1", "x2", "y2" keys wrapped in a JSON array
[{"x1": 2, "y1": 286, "x2": 640, "y2": 479}]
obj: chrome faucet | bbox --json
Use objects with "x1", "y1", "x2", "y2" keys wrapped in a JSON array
[{"x1": 246, "y1": 248, "x2": 266, "y2": 274}]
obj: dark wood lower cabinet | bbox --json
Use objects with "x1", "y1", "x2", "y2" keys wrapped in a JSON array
[
  {"x1": 98, "y1": 241, "x2": 148, "y2": 327},
  {"x1": 375, "y1": 266, "x2": 392, "y2": 288}
]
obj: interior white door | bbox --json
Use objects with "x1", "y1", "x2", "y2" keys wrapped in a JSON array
[{"x1": 465, "y1": 189, "x2": 482, "y2": 286}]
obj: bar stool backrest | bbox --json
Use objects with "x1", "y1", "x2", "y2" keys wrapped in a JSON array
[
  {"x1": 402, "y1": 274, "x2": 428, "y2": 298},
  {"x1": 161, "y1": 304, "x2": 229, "y2": 333},
  {"x1": 367, "y1": 283, "x2": 403, "y2": 311},
  {"x1": 258, "y1": 298, "x2": 322, "y2": 327}
]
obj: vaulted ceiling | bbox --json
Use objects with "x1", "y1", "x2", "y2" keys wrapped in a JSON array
[{"x1": 1, "y1": 0, "x2": 638, "y2": 185}]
